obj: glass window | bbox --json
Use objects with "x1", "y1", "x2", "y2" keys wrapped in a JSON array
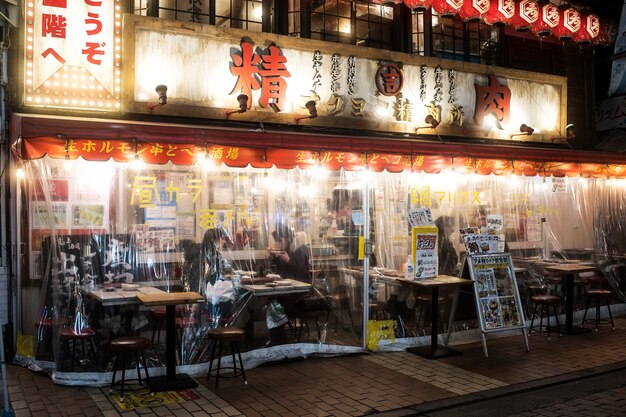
[{"x1": 133, "y1": 0, "x2": 264, "y2": 31}]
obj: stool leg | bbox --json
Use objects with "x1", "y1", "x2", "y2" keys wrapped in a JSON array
[
  {"x1": 528, "y1": 305, "x2": 539, "y2": 335},
  {"x1": 234, "y1": 341, "x2": 247, "y2": 385},
  {"x1": 581, "y1": 297, "x2": 591, "y2": 326},
  {"x1": 134, "y1": 351, "x2": 142, "y2": 386},
  {"x1": 215, "y1": 341, "x2": 223, "y2": 389},
  {"x1": 120, "y1": 354, "x2": 127, "y2": 402},
  {"x1": 595, "y1": 298, "x2": 601, "y2": 331},
  {"x1": 552, "y1": 304, "x2": 561, "y2": 333},
  {"x1": 606, "y1": 298, "x2": 615, "y2": 330},
  {"x1": 207, "y1": 340, "x2": 217, "y2": 382},
  {"x1": 110, "y1": 354, "x2": 119, "y2": 394},
  {"x1": 140, "y1": 350, "x2": 151, "y2": 383},
  {"x1": 230, "y1": 341, "x2": 238, "y2": 377}
]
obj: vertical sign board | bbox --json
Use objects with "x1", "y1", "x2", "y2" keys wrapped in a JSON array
[
  {"x1": 467, "y1": 253, "x2": 529, "y2": 357},
  {"x1": 24, "y1": 0, "x2": 121, "y2": 111}
]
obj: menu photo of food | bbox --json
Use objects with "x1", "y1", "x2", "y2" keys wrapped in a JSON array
[
  {"x1": 499, "y1": 296, "x2": 521, "y2": 327},
  {"x1": 475, "y1": 268, "x2": 497, "y2": 298},
  {"x1": 480, "y1": 297, "x2": 504, "y2": 329},
  {"x1": 494, "y1": 268, "x2": 514, "y2": 296}
]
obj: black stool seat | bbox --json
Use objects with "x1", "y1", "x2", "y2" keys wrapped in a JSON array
[
  {"x1": 528, "y1": 295, "x2": 561, "y2": 339},
  {"x1": 582, "y1": 289, "x2": 615, "y2": 331},
  {"x1": 111, "y1": 336, "x2": 151, "y2": 352},
  {"x1": 110, "y1": 336, "x2": 151, "y2": 402},
  {"x1": 207, "y1": 327, "x2": 247, "y2": 388},
  {"x1": 209, "y1": 327, "x2": 245, "y2": 341},
  {"x1": 530, "y1": 295, "x2": 560, "y2": 304}
]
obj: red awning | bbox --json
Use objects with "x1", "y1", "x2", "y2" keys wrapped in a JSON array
[{"x1": 11, "y1": 113, "x2": 626, "y2": 177}]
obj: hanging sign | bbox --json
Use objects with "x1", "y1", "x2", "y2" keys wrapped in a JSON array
[
  {"x1": 24, "y1": 0, "x2": 121, "y2": 111},
  {"x1": 509, "y1": 0, "x2": 538, "y2": 31}
]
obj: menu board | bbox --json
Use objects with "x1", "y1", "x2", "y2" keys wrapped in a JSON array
[
  {"x1": 411, "y1": 226, "x2": 438, "y2": 279},
  {"x1": 467, "y1": 253, "x2": 526, "y2": 333}
]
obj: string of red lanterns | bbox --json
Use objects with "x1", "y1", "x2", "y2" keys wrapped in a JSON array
[{"x1": 399, "y1": 0, "x2": 613, "y2": 47}]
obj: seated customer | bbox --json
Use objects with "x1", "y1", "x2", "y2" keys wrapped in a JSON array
[
  {"x1": 202, "y1": 226, "x2": 234, "y2": 286},
  {"x1": 268, "y1": 225, "x2": 311, "y2": 283},
  {"x1": 436, "y1": 215, "x2": 459, "y2": 276}
]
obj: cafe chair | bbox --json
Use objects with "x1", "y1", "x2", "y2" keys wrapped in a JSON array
[
  {"x1": 415, "y1": 294, "x2": 447, "y2": 336},
  {"x1": 58, "y1": 326, "x2": 97, "y2": 370},
  {"x1": 109, "y1": 336, "x2": 152, "y2": 402},
  {"x1": 581, "y1": 288, "x2": 615, "y2": 331},
  {"x1": 207, "y1": 327, "x2": 247, "y2": 389},
  {"x1": 527, "y1": 294, "x2": 561, "y2": 340},
  {"x1": 292, "y1": 296, "x2": 331, "y2": 342},
  {"x1": 150, "y1": 306, "x2": 184, "y2": 344},
  {"x1": 327, "y1": 285, "x2": 355, "y2": 332}
]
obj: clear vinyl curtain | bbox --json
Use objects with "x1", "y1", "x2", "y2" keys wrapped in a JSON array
[{"x1": 16, "y1": 155, "x2": 626, "y2": 379}]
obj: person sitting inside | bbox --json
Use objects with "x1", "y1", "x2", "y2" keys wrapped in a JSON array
[
  {"x1": 202, "y1": 226, "x2": 234, "y2": 286},
  {"x1": 435, "y1": 215, "x2": 459, "y2": 276},
  {"x1": 268, "y1": 225, "x2": 311, "y2": 283}
]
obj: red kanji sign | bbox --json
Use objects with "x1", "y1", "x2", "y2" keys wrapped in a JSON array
[
  {"x1": 229, "y1": 42, "x2": 291, "y2": 112},
  {"x1": 474, "y1": 75, "x2": 511, "y2": 128},
  {"x1": 375, "y1": 63, "x2": 404, "y2": 97}
]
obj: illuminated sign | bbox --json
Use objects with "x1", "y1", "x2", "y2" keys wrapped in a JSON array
[{"x1": 24, "y1": 0, "x2": 121, "y2": 110}]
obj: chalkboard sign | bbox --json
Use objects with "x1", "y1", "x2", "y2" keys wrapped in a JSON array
[{"x1": 467, "y1": 253, "x2": 529, "y2": 356}]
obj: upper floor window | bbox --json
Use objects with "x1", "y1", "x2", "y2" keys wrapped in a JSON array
[
  {"x1": 133, "y1": 1, "x2": 493, "y2": 62},
  {"x1": 134, "y1": 0, "x2": 264, "y2": 30},
  {"x1": 412, "y1": 10, "x2": 494, "y2": 63}
]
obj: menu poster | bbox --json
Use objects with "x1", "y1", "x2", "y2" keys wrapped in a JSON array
[
  {"x1": 463, "y1": 233, "x2": 499, "y2": 255},
  {"x1": 98, "y1": 234, "x2": 136, "y2": 284},
  {"x1": 411, "y1": 226, "x2": 439, "y2": 279},
  {"x1": 43, "y1": 234, "x2": 104, "y2": 286},
  {"x1": 486, "y1": 215, "x2": 503, "y2": 231},
  {"x1": 408, "y1": 208, "x2": 434, "y2": 228},
  {"x1": 468, "y1": 253, "x2": 525, "y2": 333}
]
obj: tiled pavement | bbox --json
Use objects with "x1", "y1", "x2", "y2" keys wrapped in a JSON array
[{"x1": 6, "y1": 315, "x2": 626, "y2": 417}]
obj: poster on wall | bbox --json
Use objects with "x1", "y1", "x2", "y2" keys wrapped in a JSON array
[{"x1": 411, "y1": 226, "x2": 439, "y2": 279}]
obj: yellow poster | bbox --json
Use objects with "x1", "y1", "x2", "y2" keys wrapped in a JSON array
[{"x1": 411, "y1": 226, "x2": 439, "y2": 279}]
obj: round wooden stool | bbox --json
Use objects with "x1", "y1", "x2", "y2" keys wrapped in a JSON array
[
  {"x1": 110, "y1": 336, "x2": 151, "y2": 402},
  {"x1": 581, "y1": 289, "x2": 615, "y2": 331},
  {"x1": 58, "y1": 327, "x2": 97, "y2": 370},
  {"x1": 207, "y1": 327, "x2": 247, "y2": 389},
  {"x1": 528, "y1": 295, "x2": 561, "y2": 340}
]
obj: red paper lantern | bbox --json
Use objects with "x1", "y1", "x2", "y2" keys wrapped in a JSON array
[
  {"x1": 572, "y1": 12, "x2": 599, "y2": 44},
  {"x1": 529, "y1": 1, "x2": 559, "y2": 38},
  {"x1": 509, "y1": 0, "x2": 538, "y2": 32},
  {"x1": 483, "y1": 0, "x2": 516, "y2": 25},
  {"x1": 550, "y1": 5, "x2": 580, "y2": 41},
  {"x1": 403, "y1": 0, "x2": 433, "y2": 11},
  {"x1": 458, "y1": 0, "x2": 490, "y2": 22},
  {"x1": 432, "y1": 0, "x2": 462, "y2": 17},
  {"x1": 593, "y1": 19, "x2": 616, "y2": 47}
]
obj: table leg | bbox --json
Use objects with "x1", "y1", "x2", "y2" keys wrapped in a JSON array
[
  {"x1": 406, "y1": 286, "x2": 462, "y2": 359},
  {"x1": 147, "y1": 304, "x2": 198, "y2": 392}
]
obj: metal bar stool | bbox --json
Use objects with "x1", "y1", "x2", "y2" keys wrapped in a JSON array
[
  {"x1": 207, "y1": 327, "x2": 247, "y2": 389},
  {"x1": 528, "y1": 295, "x2": 561, "y2": 340},
  {"x1": 581, "y1": 289, "x2": 615, "y2": 331},
  {"x1": 110, "y1": 336, "x2": 151, "y2": 402}
]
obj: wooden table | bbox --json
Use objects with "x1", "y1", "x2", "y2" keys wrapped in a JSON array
[
  {"x1": 400, "y1": 275, "x2": 473, "y2": 359},
  {"x1": 137, "y1": 291, "x2": 205, "y2": 392},
  {"x1": 544, "y1": 264, "x2": 597, "y2": 335},
  {"x1": 88, "y1": 286, "x2": 166, "y2": 307},
  {"x1": 241, "y1": 279, "x2": 312, "y2": 346},
  {"x1": 241, "y1": 280, "x2": 312, "y2": 296}
]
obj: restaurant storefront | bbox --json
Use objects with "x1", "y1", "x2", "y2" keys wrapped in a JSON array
[{"x1": 11, "y1": 9, "x2": 626, "y2": 385}]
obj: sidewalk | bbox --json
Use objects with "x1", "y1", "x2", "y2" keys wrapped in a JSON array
[{"x1": 5, "y1": 314, "x2": 626, "y2": 417}]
